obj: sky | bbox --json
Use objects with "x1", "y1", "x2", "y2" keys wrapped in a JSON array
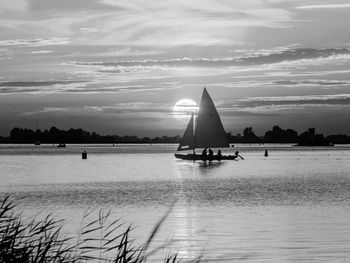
[{"x1": 0, "y1": 0, "x2": 350, "y2": 137}]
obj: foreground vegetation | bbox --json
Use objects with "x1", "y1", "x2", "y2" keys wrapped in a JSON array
[{"x1": 0, "y1": 196, "x2": 199, "y2": 263}]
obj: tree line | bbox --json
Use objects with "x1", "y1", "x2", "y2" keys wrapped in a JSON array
[
  {"x1": 227, "y1": 126, "x2": 349, "y2": 146},
  {"x1": 0, "y1": 125, "x2": 349, "y2": 144},
  {"x1": 0, "y1": 126, "x2": 181, "y2": 144}
]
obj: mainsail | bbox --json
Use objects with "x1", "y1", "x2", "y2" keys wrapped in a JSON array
[
  {"x1": 195, "y1": 88, "x2": 229, "y2": 148},
  {"x1": 177, "y1": 88, "x2": 229, "y2": 151}
]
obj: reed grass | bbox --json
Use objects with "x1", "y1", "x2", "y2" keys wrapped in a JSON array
[{"x1": 0, "y1": 196, "x2": 200, "y2": 263}]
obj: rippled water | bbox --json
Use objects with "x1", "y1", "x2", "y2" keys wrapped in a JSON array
[{"x1": 1, "y1": 144, "x2": 350, "y2": 262}]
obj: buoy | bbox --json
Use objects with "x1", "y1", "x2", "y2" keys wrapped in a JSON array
[
  {"x1": 264, "y1": 149, "x2": 268, "y2": 157},
  {"x1": 82, "y1": 150, "x2": 87, "y2": 159}
]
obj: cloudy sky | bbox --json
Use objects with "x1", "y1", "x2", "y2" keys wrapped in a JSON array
[{"x1": 0, "y1": 0, "x2": 350, "y2": 136}]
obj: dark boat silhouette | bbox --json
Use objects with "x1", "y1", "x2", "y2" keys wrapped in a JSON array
[{"x1": 175, "y1": 88, "x2": 243, "y2": 161}]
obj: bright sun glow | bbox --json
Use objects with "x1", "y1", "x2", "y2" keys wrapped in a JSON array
[{"x1": 172, "y1": 99, "x2": 199, "y2": 118}]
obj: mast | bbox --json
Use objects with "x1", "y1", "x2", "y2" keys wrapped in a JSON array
[{"x1": 192, "y1": 109, "x2": 197, "y2": 155}]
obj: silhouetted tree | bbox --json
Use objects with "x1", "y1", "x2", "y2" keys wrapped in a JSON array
[
  {"x1": 297, "y1": 128, "x2": 332, "y2": 146},
  {"x1": 326, "y1": 134, "x2": 350, "y2": 144},
  {"x1": 264, "y1": 126, "x2": 298, "y2": 143},
  {"x1": 241, "y1": 127, "x2": 262, "y2": 143}
]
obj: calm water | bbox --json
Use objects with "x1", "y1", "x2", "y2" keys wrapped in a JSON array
[{"x1": 1, "y1": 144, "x2": 350, "y2": 262}]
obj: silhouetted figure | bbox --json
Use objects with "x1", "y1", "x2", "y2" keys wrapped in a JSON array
[
  {"x1": 208, "y1": 148, "x2": 213, "y2": 157},
  {"x1": 202, "y1": 148, "x2": 207, "y2": 158},
  {"x1": 233, "y1": 150, "x2": 244, "y2": 160},
  {"x1": 82, "y1": 150, "x2": 87, "y2": 159},
  {"x1": 264, "y1": 149, "x2": 268, "y2": 157},
  {"x1": 217, "y1": 150, "x2": 222, "y2": 159}
]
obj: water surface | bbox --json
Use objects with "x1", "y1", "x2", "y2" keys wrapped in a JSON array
[{"x1": 0, "y1": 144, "x2": 350, "y2": 262}]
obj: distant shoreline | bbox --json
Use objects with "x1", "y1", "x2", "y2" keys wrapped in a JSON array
[{"x1": 1, "y1": 125, "x2": 350, "y2": 145}]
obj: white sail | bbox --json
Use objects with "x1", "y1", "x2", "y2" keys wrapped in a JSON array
[
  {"x1": 194, "y1": 88, "x2": 229, "y2": 148},
  {"x1": 177, "y1": 113, "x2": 194, "y2": 151}
]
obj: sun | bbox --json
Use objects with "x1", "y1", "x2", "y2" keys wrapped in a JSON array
[{"x1": 172, "y1": 99, "x2": 199, "y2": 118}]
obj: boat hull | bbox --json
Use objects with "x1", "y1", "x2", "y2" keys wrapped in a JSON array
[{"x1": 174, "y1": 153, "x2": 238, "y2": 161}]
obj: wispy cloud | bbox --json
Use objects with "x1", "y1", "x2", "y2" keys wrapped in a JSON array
[
  {"x1": 216, "y1": 94, "x2": 350, "y2": 117},
  {"x1": 0, "y1": 79, "x2": 180, "y2": 95},
  {"x1": 239, "y1": 94, "x2": 350, "y2": 103},
  {"x1": 0, "y1": 0, "x2": 28, "y2": 13},
  {"x1": 0, "y1": 0, "x2": 296, "y2": 47},
  {"x1": 296, "y1": 4, "x2": 350, "y2": 9},
  {"x1": 0, "y1": 80, "x2": 84, "y2": 87},
  {"x1": 74, "y1": 48, "x2": 350, "y2": 69},
  {"x1": 272, "y1": 79, "x2": 350, "y2": 87},
  {"x1": 95, "y1": 0, "x2": 294, "y2": 46},
  {"x1": 0, "y1": 38, "x2": 71, "y2": 47},
  {"x1": 2, "y1": 47, "x2": 350, "y2": 95},
  {"x1": 29, "y1": 50, "x2": 53, "y2": 54},
  {"x1": 20, "y1": 107, "x2": 78, "y2": 116},
  {"x1": 0, "y1": 80, "x2": 89, "y2": 94},
  {"x1": 21, "y1": 102, "x2": 173, "y2": 117},
  {"x1": 85, "y1": 102, "x2": 172, "y2": 114}
]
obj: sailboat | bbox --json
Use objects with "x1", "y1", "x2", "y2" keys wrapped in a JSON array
[{"x1": 175, "y1": 88, "x2": 241, "y2": 161}]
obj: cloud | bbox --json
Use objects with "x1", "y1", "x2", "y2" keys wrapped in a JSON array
[
  {"x1": 0, "y1": 38, "x2": 71, "y2": 47},
  {"x1": 0, "y1": 79, "x2": 179, "y2": 95},
  {"x1": 235, "y1": 94, "x2": 350, "y2": 107},
  {"x1": 30, "y1": 50, "x2": 53, "y2": 54},
  {"x1": 0, "y1": 80, "x2": 89, "y2": 94},
  {"x1": 20, "y1": 107, "x2": 77, "y2": 116},
  {"x1": 2, "y1": 46, "x2": 350, "y2": 95},
  {"x1": 20, "y1": 102, "x2": 173, "y2": 117},
  {"x1": 86, "y1": 0, "x2": 295, "y2": 46},
  {"x1": 65, "y1": 48, "x2": 350, "y2": 90},
  {"x1": 79, "y1": 27, "x2": 106, "y2": 33},
  {"x1": 220, "y1": 110, "x2": 278, "y2": 117},
  {"x1": 74, "y1": 48, "x2": 350, "y2": 69},
  {"x1": 272, "y1": 79, "x2": 350, "y2": 87},
  {"x1": 0, "y1": 0, "x2": 28, "y2": 13},
  {"x1": 243, "y1": 93, "x2": 350, "y2": 101},
  {"x1": 27, "y1": 0, "x2": 115, "y2": 12},
  {"x1": 215, "y1": 94, "x2": 350, "y2": 117},
  {"x1": 0, "y1": 80, "x2": 84, "y2": 87},
  {"x1": 296, "y1": 4, "x2": 350, "y2": 9},
  {"x1": 0, "y1": 0, "x2": 295, "y2": 47},
  {"x1": 42, "y1": 107, "x2": 69, "y2": 112},
  {"x1": 84, "y1": 102, "x2": 172, "y2": 114}
]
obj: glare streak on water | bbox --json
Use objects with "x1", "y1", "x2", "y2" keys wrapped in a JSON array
[{"x1": 0, "y1": 144, "x2": 350, "y2": 262}]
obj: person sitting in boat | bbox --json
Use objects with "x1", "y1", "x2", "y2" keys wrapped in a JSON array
[
  {"x1": 202, "y1": 148, "x2": 207, "y2": 157},
  {"x1": 217, "y1": 150, "x2": 222, "y2": 159},
  {"x1": 208, "y1": 148, "x2": 214, "y2": 157},
  {"x1": 234, "y1": 151, "x2": 240, "y2": 159}
]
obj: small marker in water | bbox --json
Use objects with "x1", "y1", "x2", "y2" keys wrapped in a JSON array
[
  {"x1": 82, "y1": 150, "x2": 87, "y2": 159},
  {"x1": 264, "y1": 149, "x2": 268, "y2": 157}
]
